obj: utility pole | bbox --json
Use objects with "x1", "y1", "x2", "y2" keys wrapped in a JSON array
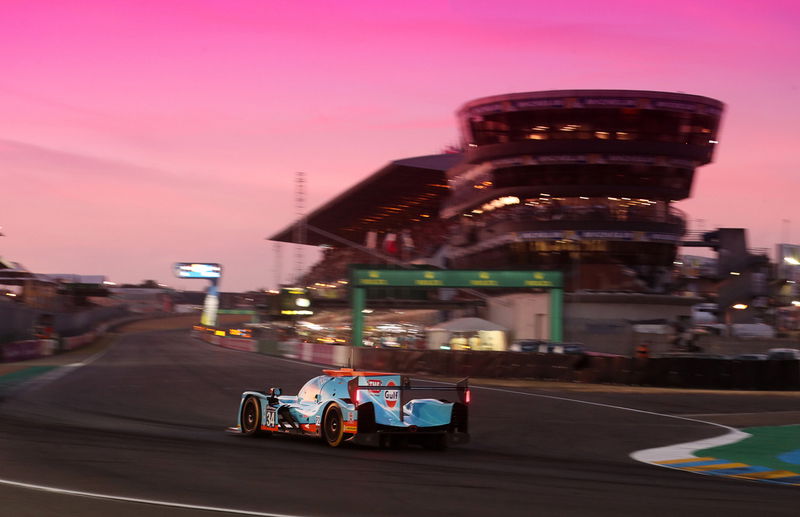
[
  {"x1": 273, "y1": 241, "x2": 282, "y2": 290},
  {"x1": 293, "y1": 171, "x2": 307, "y2": 284}
]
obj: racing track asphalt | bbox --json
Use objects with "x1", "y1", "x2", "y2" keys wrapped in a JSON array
[{"x1": 1, "y1": 328, "x2": 799, "y2": 517}]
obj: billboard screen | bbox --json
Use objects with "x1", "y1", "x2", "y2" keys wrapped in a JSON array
[{"x1": 174, "y1": 262, "x2": 222, "y2": 279}]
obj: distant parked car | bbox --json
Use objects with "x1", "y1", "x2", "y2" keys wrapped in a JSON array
[
  {"x1": 509, "y1": 339, "x2": 545, "y2": 352},
  {"x1": 653, "y1": 352, "x2": 730, "y2": 359},
  {"x1": 561, "y1": 344, "x2": 587, "y2": 354},
  {"x1": 696, "y1": 323, "x2": 776, "y2": 338},
  {"x1": 733, "y1": 353, "x2": 768, "y2": 361},
  {"x1": 767, "y1": 348, "x2": 800, "y2": 360},
  {"x1": 733, "y1": 324, "x2": 776, "y2": 339},
  {"x1": 510, "y1": 340, "x2": 585, "y2": 354}
]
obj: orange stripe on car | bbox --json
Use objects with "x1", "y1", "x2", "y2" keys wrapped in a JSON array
[{"x1": 322, "y1": 368, "x2": 398, "y2": 377}]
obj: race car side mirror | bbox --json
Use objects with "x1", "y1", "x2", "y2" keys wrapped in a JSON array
[{"x1": 268, "y1": 387, "x2": 282, "y2": 397}]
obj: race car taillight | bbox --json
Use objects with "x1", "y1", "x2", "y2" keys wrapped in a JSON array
[
  {"x1": 456, "y1": 378, "x2": 470, "y2": 405},
  {"x1": 347, "y1": 377, "x2": 361, "y2": 406}
]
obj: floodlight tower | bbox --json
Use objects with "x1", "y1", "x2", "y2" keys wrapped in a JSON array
[{"x1": 294, "y1": 171, "x2": 307, "y2": 283}]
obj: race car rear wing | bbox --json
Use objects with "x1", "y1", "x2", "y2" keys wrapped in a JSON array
[{"x1": 347, "y1": 376, "x2": 470, "y2": 406}]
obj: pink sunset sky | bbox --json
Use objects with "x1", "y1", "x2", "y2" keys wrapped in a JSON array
[{"x1": 2, "y1": 0, "x2": 799, "y2": 292}]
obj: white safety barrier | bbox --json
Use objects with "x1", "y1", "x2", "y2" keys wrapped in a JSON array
[{"x1": 193, "y1": 330, "x2": 350, "y2": 367}]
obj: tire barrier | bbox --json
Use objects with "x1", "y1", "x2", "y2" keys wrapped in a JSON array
[
  {"x1": 351, "y1": 349, "x2": 800, "y2": 390},
  {"x1": 0, "y1": 340, "x2": 52, "y2": 362},
  {"x1": 351, "y1": 349, "x2": 587, "y2": 382}
]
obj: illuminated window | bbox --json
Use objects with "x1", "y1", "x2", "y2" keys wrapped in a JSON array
[{"x1": 595, "y1": 131, "x2": 610, "y2": 139}]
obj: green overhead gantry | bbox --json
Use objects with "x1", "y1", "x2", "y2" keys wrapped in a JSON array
[{"x1": 349, "y1": 267, "x2": 563, "y2": 347}]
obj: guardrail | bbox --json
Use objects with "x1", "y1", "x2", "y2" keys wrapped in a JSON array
[
  {"x1": 192, "y1": 325, "x2": 800, "y2": 390},
  {"x1": 0, "y1": 314, "x2": 162, "y2": 363},
  {"x1": 191, "y1": 325, "x2": 352, "y2": 366},
  {"x1": 1, "y1": 324, "x2": 108, "y2": 363}
]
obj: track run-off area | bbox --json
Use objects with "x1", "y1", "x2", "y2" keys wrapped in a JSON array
[{"x1": 1, "y1": 319, "x2": 799, "y2": 517}]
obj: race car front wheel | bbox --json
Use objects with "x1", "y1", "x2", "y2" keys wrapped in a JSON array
[
  {"x1": 323, "y1": 404, "x2": 345, "y2": 447},
  {"x1": 241, "y1": 397, "x2": 261, "y2": 436}
]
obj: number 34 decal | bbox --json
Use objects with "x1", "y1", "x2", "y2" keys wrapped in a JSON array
[{"x1": 265, "y1": 408, "x2": 277, "y2": 427}]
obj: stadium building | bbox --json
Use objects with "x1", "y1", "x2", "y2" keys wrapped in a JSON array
[
  {"x1": 270, "y1": 90, "x2": 726, "y2": 350},
  {"x1": 445, "y1": 90, "x2": 723, "y2": 291}
]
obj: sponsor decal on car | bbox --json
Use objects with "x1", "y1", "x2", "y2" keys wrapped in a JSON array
[
  {"x1": 368, "y1": 379, "x2": 382, "y2": 394},
  {"x1": 385, "y1": 381, "x2": 398, "y2": 408},
  {"x1": 265, "y1": 408, "x2": 277, "y2": 428}
]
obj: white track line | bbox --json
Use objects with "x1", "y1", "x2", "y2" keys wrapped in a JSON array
[
  {"x1": 0, "y1": 478, "x2": 307, "y2": 517},
  {"x1": 630, "y1": 429, "x2": 751, "y2": 464},
  {"x1": 1, "y1": 337, "x2": 312, "y2": 516},
  {"x1": 0, "y1": 361, "x2": 745, "y2": 513},
  {"x1": 468, "y1": 384, "x2": 738, "y2": 429},
  {"x1": 418, "y1": 379, "x2": 749, "y2": 468},
  {"x1": 17, "y1": 334, "x2": 116, "y2": 390}
]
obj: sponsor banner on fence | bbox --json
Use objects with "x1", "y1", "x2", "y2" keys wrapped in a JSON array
[
  {"x1": 221, "y1": 337, "x2": 257, "y2": 353},
  {"x1": 1, "y1": 340, "x2": 46, "y2": 362}
]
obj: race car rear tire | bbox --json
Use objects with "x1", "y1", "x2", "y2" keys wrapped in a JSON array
[
  {"x1": 323, "y1": 404, "x2": 345, "y2": 447},
  {"x1": 241, "y1": 396, "x2": 262, "y2": 436}
]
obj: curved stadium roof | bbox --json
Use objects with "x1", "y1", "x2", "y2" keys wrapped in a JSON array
[{"x1": 268, "y1": 154, "x2": 463, "y2": 247}]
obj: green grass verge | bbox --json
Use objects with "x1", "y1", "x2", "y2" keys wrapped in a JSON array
[
  {"x1": 0, "y1": 366, "x2": 59, "y2": 396},
  {"x1": 695, "y1": 425, "x2": 800, "y2": 472}
]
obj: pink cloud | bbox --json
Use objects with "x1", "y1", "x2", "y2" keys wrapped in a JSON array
[{"x1": 1, "y1": 0, "x2": 799, "y2": 289}]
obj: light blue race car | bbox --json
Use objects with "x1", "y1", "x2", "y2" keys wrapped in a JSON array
[{"x1": 229, "y1": 368, "x2": 470, "y2": 449}]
